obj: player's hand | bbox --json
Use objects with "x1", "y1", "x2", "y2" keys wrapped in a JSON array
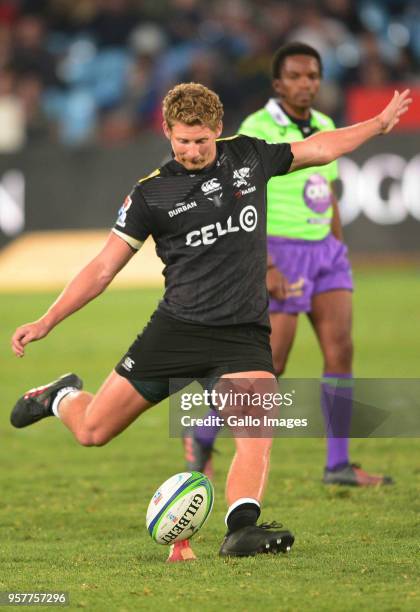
[
  {"x1": 11, "y1": 319, "x2": 50, "y2": 357},
  {"x1": 377, "y1": 89, "x2": 412, "y2": 134},
  {"x1": 266, "y1": 266, "x2": 290, "y2": 301}
]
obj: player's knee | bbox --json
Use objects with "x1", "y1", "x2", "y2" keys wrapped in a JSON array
[
  {"x1": 324, "y1": 337, "x2": 353, "y2": 371},
  {"x1": 272, "y1": 354, "x2": 287, "y2": 376},
  {"x1": 338, "y1": 337, "x2": 353, "y2": 363},
  {"x1": 235, "y1": 436, "x2": 272, "y2": 454},
  {"x1": 76, "y1": 425, "x2": 111, "y2": 447},
  {"x1": 76, "y1": 429, "x2": 95, "y2": 446}
]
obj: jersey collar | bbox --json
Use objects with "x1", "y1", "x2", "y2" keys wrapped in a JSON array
[
  {"x1": 265, "y1": 98, "x2": 316, "y2": 128},
  {"x1": 265, "y1": 98, "x2": 292, "y2": 126},
  {"x1": 265, "y1": 98, "x2": 330, "y2": 129}
]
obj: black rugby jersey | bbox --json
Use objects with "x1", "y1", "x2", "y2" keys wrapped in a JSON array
[{"x1": 113, "y1": 135, "x2": 293, "y2": 327}]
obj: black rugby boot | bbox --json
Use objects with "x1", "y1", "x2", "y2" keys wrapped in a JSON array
[
  {"x1": 11, "y1": 373, "x2": 83, "y2": 428},
  {"x1": 219, "y1": 521, "x2": 294, "y2": 557}
]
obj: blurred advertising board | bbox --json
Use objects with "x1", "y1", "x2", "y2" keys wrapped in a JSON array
[{"x1": 1, "y1": 133, "x2": 419, "y2": 253}]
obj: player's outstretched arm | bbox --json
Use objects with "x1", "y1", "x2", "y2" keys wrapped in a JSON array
[
  {"x1": 11, "y1": 233, "x2": 136, "y2": 357},
  {"x1": 289, "y1": 89, "x2": 412, "y2": 172}
]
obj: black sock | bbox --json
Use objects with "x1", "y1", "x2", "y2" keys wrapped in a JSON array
[{"x1": 227, "y1": 502, "x2": 260, "y2": 533}]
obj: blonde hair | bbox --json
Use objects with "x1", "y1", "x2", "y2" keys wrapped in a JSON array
[{"x1": 162, "y1": 82, "x2": 224, "y2": 131}]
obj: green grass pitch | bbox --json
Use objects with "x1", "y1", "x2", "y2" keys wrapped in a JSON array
[{"x1": 1, "y1": 269, "x2": 419, "y2": 611}]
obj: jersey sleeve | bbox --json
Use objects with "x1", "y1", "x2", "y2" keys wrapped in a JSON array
[
  {"x1": 112, "y1": 185, "x2": 152, "y2": 250},
  {"x1": 251, "y1": 138, "x2": 294, "y2": 180}
]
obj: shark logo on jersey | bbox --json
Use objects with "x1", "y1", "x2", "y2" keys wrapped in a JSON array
[
  {"x1": 116, "y1": 195, "x2": 132, "y2": 228},
  {"x1": 233, "y1": 167, "x2": 256, "y2": 196},
  {"x1": 233, "y1": 167, "x2": 251, "y2": 188},
  {"x1": 201, "y1": 178, "x2": 223, "y2": 202}
]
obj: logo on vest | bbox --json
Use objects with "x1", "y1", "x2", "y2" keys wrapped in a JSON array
[
  {"x1": 233, "y1": 167, "x2": 250, "y2": 188},
  {"x1": 116, "y1": 195, "x2": 132, "y2": 228},
  {"x1": 233, "y1": 167, "x2": 256, "y2": 196},
  {"x1": 168, "y1": 200, "x2": 197, "y2": 217},
  {"x1": 303, "y1": 174, "x2": 332, "y2": 214},
  {"x1": 185, "y1": 205, "x2": 258, "y2": 247},
  {"x1": 122, "y1": 357, "x2": 135, "y2": 371},
  {"x1": 201, "y1": 178, "x2": 223, "y2": 201}
]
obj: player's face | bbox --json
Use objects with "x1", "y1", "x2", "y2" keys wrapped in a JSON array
[
  {"x1": 273, "y1": 55, "x2": 321, "y2": 115},
  {"x1": 163, "y1": 121, "x2": 222, "y2": 171}
]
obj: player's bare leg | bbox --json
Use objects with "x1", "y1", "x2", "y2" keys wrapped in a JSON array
[
  {"x1": 218, "y1": 371, "x2": 294, "y2": 557},
  {"x1": 309, "y1": 290, "x2": 353, "y2": 375},
  {"x1": 11, "y1": 373, "x2": 198, "y2": 564},
  {"x1": 57, "y1": 372, "x2": 153, "y2": 445},
  {"x1": 219, "y1": 371, "x2": 274, "y2": 504},
  {"x1": 225, "y1": 436, "x2": 272, "y2": 504},
  {"x1": 11, "y1": 371, "x2": 153, "y2": 445},
  {"x1": 269, "y1": 312, "x2": 298, "y2": 375},
  {"x1": 172, "y1": 371, "x2": 281, "y2": 561},
  {"x1": 310, "y1": 290, "x2": 393, "y2": 485}
]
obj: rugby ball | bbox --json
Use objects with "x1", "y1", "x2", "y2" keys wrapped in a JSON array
[{"x1": 146, "y1": 471, "x2": 214, "y2": 545}]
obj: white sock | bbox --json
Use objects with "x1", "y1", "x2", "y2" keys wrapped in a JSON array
[
  {"x1": 225, "y1": 497, "x2": 260, "y2": 526},
  {"x1": 51, "y1": 387, "x2": 78, "y2": 418}
]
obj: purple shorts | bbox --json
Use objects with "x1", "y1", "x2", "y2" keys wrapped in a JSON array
[{"x1": 268, "y1": 234, "x2": 353, "y2": 314}]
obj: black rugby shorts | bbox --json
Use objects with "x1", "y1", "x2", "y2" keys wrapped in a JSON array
[{"x1": 115, "y1": 310, "x2": 274, "y2": 403}]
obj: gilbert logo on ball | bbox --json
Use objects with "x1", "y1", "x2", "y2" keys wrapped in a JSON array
[{"x1": 146, "y1": 472, "x2": 214, "y2": 545}]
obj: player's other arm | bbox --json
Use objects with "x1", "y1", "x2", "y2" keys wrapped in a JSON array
[
  {"x1": 266, "y1": 255, "x2": 290, "y2": 301},
  {"x1": 289, "y1": 90, "x2": 411, "y2": 172},
  {"x1": 11, "y1": 232, "x2": 136, "y2": 357}
]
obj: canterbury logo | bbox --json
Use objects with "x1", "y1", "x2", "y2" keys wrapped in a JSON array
[
  {"x1": 201, "y1": 178, "x2": 221, "y2": 194},
  {"x1": 122, "y1": 357, "x2": 135, "y2": 371}
]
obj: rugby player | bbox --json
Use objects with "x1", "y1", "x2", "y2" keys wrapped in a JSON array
[
  {"x1": 11, "y1": 82, "x2": 410, "y2": 558},
  {"x1": 184, "y1": 43, "x2": 394, "y2": 487}
]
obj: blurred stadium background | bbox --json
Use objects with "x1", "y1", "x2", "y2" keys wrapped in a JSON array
[{"x1": 0, "y1": 0, "x2": 419, "y2": 277}]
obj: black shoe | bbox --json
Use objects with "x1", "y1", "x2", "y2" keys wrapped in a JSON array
[
  {"x1": 219, "y1": 522, "x2": 294, "y2": 558},
  {"x1": 11, "y1": 373, "x2": 83, "y2": 428},
  {"x1": 323, "y1": 462, "x2": 394, "y2": 486}
]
